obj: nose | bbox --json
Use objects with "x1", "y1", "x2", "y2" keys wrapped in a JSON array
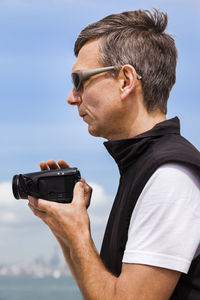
[{"x1": 67, "y1": 89, "x2": 82, "y2": 106}]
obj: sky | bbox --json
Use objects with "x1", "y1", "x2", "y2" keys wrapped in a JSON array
[{"x1": 0, "y1": 0, "x2": 199, "y2": 265}]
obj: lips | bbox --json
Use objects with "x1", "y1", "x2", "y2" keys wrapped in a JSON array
[
  {"x1": 79, "y1": 110, "x2": 87, "y2": 118},
  {"x1": 80, "y1": 113, "x2": 86, "y2": 118},
  {"x1": 79, "y1": 112, "x2": 89, "y2": 123}
]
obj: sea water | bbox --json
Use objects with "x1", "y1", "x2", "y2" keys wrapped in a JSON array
[{"x1": 0, "y1": 276, "x2": 82, "y2": 300}]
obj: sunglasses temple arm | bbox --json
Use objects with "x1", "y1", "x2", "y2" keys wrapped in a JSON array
[{"x1": 80, "y1": 66, "x2": 117, "y2": 81}]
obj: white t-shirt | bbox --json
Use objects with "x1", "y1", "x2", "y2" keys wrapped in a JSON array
[{"x1": 122, "y1": 163, "x2": 200, "y2": 274}]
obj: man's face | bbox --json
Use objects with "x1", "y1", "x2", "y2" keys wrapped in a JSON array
[{"x1": 67, "y1": 40, "x2": 126, "y2": 140}]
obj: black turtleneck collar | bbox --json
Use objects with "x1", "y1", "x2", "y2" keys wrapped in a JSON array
[{"x1": 104, "y1": 117, "x2": 180, "y2": 174}]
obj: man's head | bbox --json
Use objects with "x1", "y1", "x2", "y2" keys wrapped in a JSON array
[{"x1": 68, "y1": 9, "x2": 177, "y2": 139}]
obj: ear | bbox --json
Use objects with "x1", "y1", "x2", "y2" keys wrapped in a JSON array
[{"x1": 118, "y1": 65, "x2": 138, "y2": 100}]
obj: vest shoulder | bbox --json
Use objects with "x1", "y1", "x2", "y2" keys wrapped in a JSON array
[
  {"x1": 153, "y1": 134, "x2": 199, "y2": 156},
  {"x1": 146, "y1": 134, "x2": 200, "y2": 172}
]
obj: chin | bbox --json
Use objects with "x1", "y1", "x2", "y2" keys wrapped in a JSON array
[
  {"x1": 88, "y1": 127, "x2": 99, "y2": 137},
  {"x1": 87, "y1": 125, "x2": 104, "y2": 138}
]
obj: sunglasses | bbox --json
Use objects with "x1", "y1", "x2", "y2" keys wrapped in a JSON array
[{"x1": 71, "y1": 66, "x2": 142, "y2": 91}]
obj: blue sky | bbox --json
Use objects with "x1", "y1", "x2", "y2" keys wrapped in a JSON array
[{"x1": 0, "y1": 0, "x2": 199, "y2": 265}]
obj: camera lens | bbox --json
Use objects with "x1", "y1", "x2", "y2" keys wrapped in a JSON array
[
  {"x1": 12, "y1": 175, "x2": 20, "y2": 199},
  {"x1": 12, "y1": 175, "x2": 28, "y2": 200}
]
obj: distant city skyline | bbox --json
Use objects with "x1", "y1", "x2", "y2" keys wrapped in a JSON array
[{"x1": 0, "y1": 246, "x2": 70, "y2": 278}]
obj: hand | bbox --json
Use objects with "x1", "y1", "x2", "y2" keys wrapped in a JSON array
[
  {"x1": 39, "y1": 159, "x2": 92, "y2": 208},
  {"x1": 28, "y1": 159, "x2": 93, "y2": 248}
]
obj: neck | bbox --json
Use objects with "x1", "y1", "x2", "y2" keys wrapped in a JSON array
[{"x1": 107, "y1": 110, "x2": 167, "y2": 141}]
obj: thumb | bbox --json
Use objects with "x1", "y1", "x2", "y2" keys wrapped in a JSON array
[{"x1": 72, "y1": 181, "x2": 85, "y2": 206}]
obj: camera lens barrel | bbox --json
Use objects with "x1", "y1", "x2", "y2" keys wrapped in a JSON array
[
  {"x1": 12, "y1": 175, "x2": 20, "y2": 199},
  {"x1": 12, "y1": 175, "x2": 28, "y2": 200}
]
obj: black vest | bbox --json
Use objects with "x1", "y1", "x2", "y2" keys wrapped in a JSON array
[{"x1": 100, "y1": 117, "x2": 200, "y2": 299}]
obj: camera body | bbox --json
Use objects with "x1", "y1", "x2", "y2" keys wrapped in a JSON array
[{"x1": 12, "y1": 168, "x2": 81, "y2": 203}]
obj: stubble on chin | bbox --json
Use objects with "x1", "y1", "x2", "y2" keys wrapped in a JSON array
[
  {"x1": 87, "y1": 122, "x2": 103, "y2": 138},
  {"x1": 87, "y1": 125, "x2": 99, "y2": 137}
]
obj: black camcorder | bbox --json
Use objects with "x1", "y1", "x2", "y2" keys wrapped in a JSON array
[{"x1": 12, "y1": 167, "x2": 81, "y2": 203}]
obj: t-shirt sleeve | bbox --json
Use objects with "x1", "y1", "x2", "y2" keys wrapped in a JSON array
[{"x1": 122, "y1": 163, "x2": 200, "y2": 274}]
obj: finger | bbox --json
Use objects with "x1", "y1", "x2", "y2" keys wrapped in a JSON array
[
  {"x1": 28, "y1": 203, "x2": 51, "y2": 226},
  {"x1": 72, "y1": 181, "x2": 92, "y2": 208},
  {"x1": 28, "y1": 202, "x2": 47, "y2": 219},
  {"x1": 28, "y1": 196, "x2": 38, "y2": 207},
  {"x1": 47, "y1": 159, "x2": 59, "y2": 169},
  {"x1": 72, "y1": 181, "x2": 85, "y2": 206},
  {"x1": 28, "y1": 196, "x2": 55, "y2": 214},
  {"x1": 82, "y1": 180, "x2": 93, "y2": 208},
  {"x1": 28, "y1": 196, "x2": 45, "y2": 212},
  {"x1": 58, "y1": 159, "x2": 70, "y2": 169},
  {"x1": 85, "y1": 183, "x2": 92, "y2": 194},
  {"x1": 80, "y1": 178, "x2": 92, "y2": 194},
  {"x1": 40, "y1": 161, "x2": 49, "y2": 171}
]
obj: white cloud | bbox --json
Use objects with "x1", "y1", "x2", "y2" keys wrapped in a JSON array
[
  {"x1": 0, "y1": 180, "x2": 114, "y2": 263},
  {"x1": 0, "y1": 181, "x2": 36, "y2": 226},
  {"x1": 88, "y1": 182, "x2": 112, "y2": 207},
  {"x1": 0, "y1": 212, "x2": 18, "y2": 223},
  {"x1": 0, "y1": 182, "x2": 15, "y2": 206},
  {"x1": 88, "y1": 182, "x2": 113, "y2": 226},
  {"x1": 0, "y1": 180, "x2": 113, "y2": 227}
]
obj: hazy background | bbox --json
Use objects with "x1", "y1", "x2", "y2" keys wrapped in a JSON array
[{"x1": 0, "y1": 0, "x2": 199, "y2": 266}]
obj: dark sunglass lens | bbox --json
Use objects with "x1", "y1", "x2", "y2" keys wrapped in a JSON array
[{"x1": 72, "y1": 73, "x2": 80, "y2": 90}]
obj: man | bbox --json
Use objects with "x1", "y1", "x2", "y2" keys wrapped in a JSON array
[{"x1": 28, "y1": 9, "x2": 200, "y2": 300}]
